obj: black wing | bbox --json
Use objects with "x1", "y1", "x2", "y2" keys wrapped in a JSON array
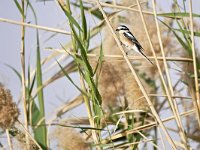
[
  {"x1": 123, "y1": 31, "x2": 144, "y2": 51},
  {"x1": 123, "y1": 31, "x2": 154, "y2": 65}
]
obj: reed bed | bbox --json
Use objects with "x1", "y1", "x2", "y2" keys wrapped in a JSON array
[{"x1": 0, "y1": 0, "x2": 200, "y2": 149}]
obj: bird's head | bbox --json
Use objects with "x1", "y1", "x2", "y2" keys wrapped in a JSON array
[{"x1": 116, "y1": 25, "x2": 129, "y2": 33}]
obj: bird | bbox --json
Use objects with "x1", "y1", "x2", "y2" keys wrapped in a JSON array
[{"x1": 116, "y1": 25, "x2": 154, "y2": 65}]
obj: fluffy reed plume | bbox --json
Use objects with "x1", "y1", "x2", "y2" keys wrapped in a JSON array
[
  {"x1": 97, "y1": 61, "x2": 125, "y2": 110},
  {"x1": 9, "y1": 127, "x2": 38, "y2": 150},
  {"x1": 0, "y1": 83, "x2": 19, "y2": 130},
  {"x1": 172, "y1": 14, "x2": 200, "y2": 147},
  {"x1": 181, "y1": 52, "x2": 200, "y2": 147},
  {"x1": 97, "y1": 35, "x2": 151, "y2": 111},
  {"x1": 53, "y1": 127, "x2": 89, "y2": 150},
  {"x1": 91, "y1": 1, "x2": 175, "y2": 111},
  {"x1": 123, "y1": 2, "x2": 174, "y2": 77}
]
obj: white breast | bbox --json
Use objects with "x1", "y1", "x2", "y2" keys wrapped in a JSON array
[{"x1": 132, "y1": 44, "x2": 140, "y2": 53}]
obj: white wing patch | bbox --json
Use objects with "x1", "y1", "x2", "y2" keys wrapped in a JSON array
[{"x1": 125, "y1": 32, "x2": 134, "y2": 38}]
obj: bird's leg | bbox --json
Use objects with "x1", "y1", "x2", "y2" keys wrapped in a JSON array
[
  {"x1": 125, "y1": 50, "x2": 131, "y2": 55},
  {"x1": 119, "y1": 42, "x2": 130, "y2": 55},
  {"x1": 119, "y1": 42, "x2": 128, "y2": 55}
]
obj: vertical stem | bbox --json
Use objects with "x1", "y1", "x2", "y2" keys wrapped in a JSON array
[
  {"x1": 20, "y1": 0, "x2": 29, "y2": 149},
  {"x1": 18, "y1": 120, "x2": 42, "y2": 149},
  {"x1": 79, "y1": 73, "x2": 101, "y2": 150},
  {"x1": 96, "y1": 0, "x2": 176, "y2": 149},
  {"x1": 158, "y1": 128, "x2": 166, "y2": 150},
  {"x1": 189, "y1": 0, "x2": 200, "y2": 128},
  {"x1": 152, "y1": 0, "x2": 189, "y2": 149},
  {"x1": 6, "y1": 129, "x2": 13, "y2": 150}
]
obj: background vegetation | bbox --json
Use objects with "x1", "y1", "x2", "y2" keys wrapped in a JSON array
[{"x1": 0, "y1": 0, "x2": 200, "y2": 149}]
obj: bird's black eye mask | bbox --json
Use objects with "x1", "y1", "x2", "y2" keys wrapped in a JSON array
[
  {"x1": 120, "y1": 28, "x2": 129, "y2": 30},
  {"x1": 120, "y1": 25, "x2": 129, "y2": 30},
  {"x1": 116, "y1": 25, "x2": 129, "y2": 31},
  {"x1": 116, "y1": 28, "x2": 129, "y2": 31}
]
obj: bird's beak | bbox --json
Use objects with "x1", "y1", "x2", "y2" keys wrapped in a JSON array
[{"x1": 116, "y1": 29, "x2": 119, "y2": 31}]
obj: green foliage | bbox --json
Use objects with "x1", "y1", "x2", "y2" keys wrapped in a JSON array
[
  {"x1": 12, "y1": 1, "x2": 48, "y2": 148},
  {"x1": 13, "y1": 0, "x2": 25, "y2": 18},
  {"x1": 158, "y1": 12, "x2": 200, "y2": 19},
  {"x1": 72, "y1": 2, "x2": 104, "y2": 20},
  {"x1": 34, "y1": 31, "x2": 47, "y2": 149},
  {"x1": 59, "y1": 0, "x2": 103, "y2": 132},
  {"x1": 29, "y1": 2, "x2": 47, "y2": 149},
  {"x1": 160, "y1": 8, "x2": 200, "y2": 70},
  {"x1": 174, "y1": 28, "x2": 200, "y2": 37},
  {"x1": 4, "y1": 64, "x2": 22, "y2": 83}
]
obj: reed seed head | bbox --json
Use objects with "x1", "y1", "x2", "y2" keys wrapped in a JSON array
[{"x1": 0, "y1": 84, "x2": 19, "y2": 130}]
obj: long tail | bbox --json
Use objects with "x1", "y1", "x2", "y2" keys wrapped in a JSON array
[{"x1": 139, "y1": 51, "x2": 154, "y2": 65}]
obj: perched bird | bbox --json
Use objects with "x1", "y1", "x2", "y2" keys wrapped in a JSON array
[{"x1": 116, "y1": 25, "x2": 154, "y2": 65}]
